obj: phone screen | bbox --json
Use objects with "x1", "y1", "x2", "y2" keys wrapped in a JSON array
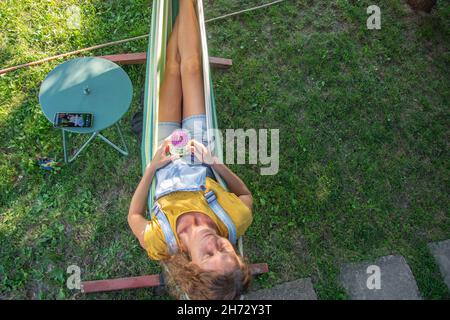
[{"x1": 54, "y1": 113, "x2": 93, "y2": 128}]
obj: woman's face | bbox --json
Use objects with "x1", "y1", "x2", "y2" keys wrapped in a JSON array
[{"x1": 189, "y1": 226, "x2": 240, "y2": 274}]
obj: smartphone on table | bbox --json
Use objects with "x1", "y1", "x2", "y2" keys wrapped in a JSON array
[{"x1": 53, "y1": 113, "x2": 93, "y2": 128}]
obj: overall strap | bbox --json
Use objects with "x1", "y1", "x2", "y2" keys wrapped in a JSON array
[
  {"x1": 205, "y1": 191, "x2": 238, "y2": 245},
  {"x1": 152, "y1": 203, "x2": 178, "y2": 255}
]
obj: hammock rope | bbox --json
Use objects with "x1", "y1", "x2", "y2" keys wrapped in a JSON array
[{"x1": 205, "y1": 0, "x2": 285, "y2": 23}]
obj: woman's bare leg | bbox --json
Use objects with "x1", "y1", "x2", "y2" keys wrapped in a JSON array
[
  {"x1": 158, "y1": 18, "x2": 182, "y2": 123},
  {"x1": 178, "y1": 0, "x2": 205, "y2": 119}
]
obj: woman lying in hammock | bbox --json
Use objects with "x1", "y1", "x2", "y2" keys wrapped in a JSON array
[{"x1": 127, "y1": 0, "x2": 253, "y2": 300}]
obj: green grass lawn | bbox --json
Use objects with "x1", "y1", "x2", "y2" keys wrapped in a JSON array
[{"x1": 0, "y1": 0, "x2": 449, "y2": 299}]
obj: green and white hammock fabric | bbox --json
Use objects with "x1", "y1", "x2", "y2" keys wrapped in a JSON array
[
  {"x1": 141, "y1": 0, "x2": 242, "y2": 255},
  {"x1": 142, "y1": 0, "x2": 222, "y2": 210}
]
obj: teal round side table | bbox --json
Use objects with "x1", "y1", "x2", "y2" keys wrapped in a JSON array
[{"x1": 39, "y1": 57, "x2": 133, "y2": 163}]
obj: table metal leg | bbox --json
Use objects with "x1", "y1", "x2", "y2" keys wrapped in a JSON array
[
  {"x1": 69, "y1": 132, "x2": 99, "y2": 163},
  {"x1": 62, "y1": 130, "x2": 69, "y2": 163},
  {"x1": 97, "y1": 124, "x2": 129, "y2": 156},
  {"x1": 62, "y1": 124, "x2": 129, "y2": 163}
]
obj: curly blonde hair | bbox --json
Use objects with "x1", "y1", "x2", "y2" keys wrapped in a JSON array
[{"x1": 163, "y1": 250, "x2": 252, "y2": 300}]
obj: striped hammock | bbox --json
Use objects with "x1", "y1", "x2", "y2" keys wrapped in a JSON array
[
  {"x1": 141, "y1": 0, "x2": 243, "y2": 255},
  {"x1": 142, "y1": 0, "x2": 223, "y2": 209}
]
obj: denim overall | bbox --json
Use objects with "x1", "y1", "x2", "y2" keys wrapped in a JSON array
[{"x1": 152, "y1": 115, "x2": 237, "y2": 255}]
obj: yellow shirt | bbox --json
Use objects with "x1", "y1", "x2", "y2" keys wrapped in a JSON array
[{"x1": 144, "y1": 177, "x2": 252, "y2": 260}]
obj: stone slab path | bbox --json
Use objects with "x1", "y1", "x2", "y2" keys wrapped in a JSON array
[
  {"x1": 245, "y1": 278, "x2": 317, "y2": 300},
  {"x1": 340, "y1": 255, "x2": 421, "y2": 300},
  {"x1": 244, "y1": 239, "x2": 450, "y2": 300},
  {"x1": 428, "y1": 239, "x2": 450, "y2": 291}
]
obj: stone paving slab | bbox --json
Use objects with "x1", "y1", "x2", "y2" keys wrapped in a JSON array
[
  {"x1": 428, "y1": 239, "x2": 450, "y2": 291},
  {"x1": 340, "y1": 255, "x2": 421, "y2": 300},
  {"x1": 245, "y1": 278, "x2": 317, "y2": 300}
]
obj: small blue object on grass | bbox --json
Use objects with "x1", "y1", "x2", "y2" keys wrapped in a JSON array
[{"x1": 37, "y1": 157, "x2": 62, "y2": 171}]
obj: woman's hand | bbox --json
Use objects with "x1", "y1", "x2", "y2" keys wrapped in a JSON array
[
  {"x1": 148, "y1": 140, "x2": 180, "y2": 171},
  {"x1": 189, "y1": 139, "x2": 218, "y2": 165}
]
